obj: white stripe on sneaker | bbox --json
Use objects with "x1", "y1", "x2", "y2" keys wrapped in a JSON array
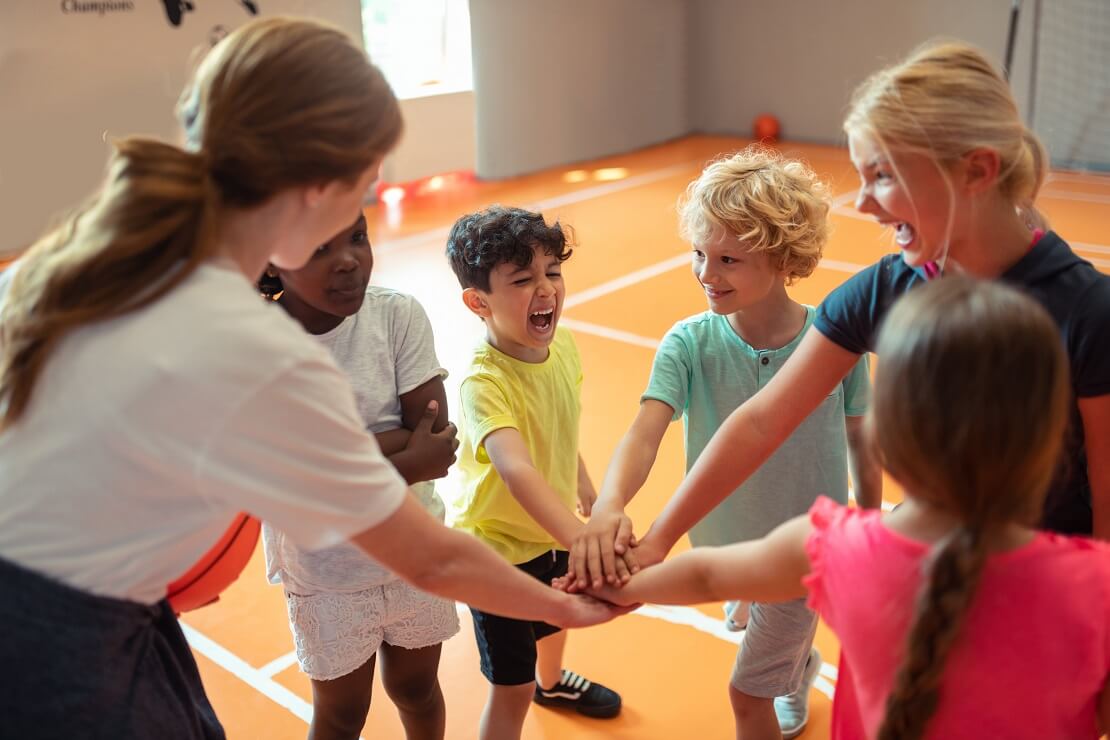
[{"x1": 542, "y1": 690, "x2": 583, "y2": 700}]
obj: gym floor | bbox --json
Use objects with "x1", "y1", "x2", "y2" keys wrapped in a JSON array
[{"x1": 182, "y1": 134, "x2": 1110, "y2": 739}]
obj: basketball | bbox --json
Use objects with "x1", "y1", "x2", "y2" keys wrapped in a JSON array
[
  {"x1": 752, "y1": 113, "x2": 781, "y2": 143},
  {"x1": 167, "y1": 513, "x2": 261, "y2": 614}
]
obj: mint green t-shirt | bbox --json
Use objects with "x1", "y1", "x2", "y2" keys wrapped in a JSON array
[{"x1": 643, "y1": 307, "x2": 870, "y2": 546}]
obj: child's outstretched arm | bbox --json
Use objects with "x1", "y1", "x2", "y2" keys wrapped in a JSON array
[
  {"x1": 352, "y1": 494, "x2": 632, "y2": 628},
  {"x1": 640, "y1": 331, "x2": 860, "y2": 566},
  {"x1": 569, "y1": 400, "x2": 673, "y2": 590},
  {"x1": 578, "y1": 515, "x2": 812, "y2": 609},
  {"x1": 484, "y1": 428, "x2": 586, "y2": 549},
  {"x1": 846, "y1": 415, "x2": 883, "y2": 509}
]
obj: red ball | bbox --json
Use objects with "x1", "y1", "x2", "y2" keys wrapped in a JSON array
[{"x1": 753, "y1": 114, "x2": 781, "y2": 143}]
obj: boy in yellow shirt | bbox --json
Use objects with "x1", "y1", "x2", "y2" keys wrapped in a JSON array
[{"x1": 446, "y1": 206, "x2": 623, "y2": 739}]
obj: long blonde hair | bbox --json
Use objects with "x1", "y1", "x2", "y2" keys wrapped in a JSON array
[
  {"x1": 870, "y1": 277, "x2": 1069, "y2": 739},
  {"x1": 845, "y1": 41, "x2": 1046, "y2": 210},
  {"x1": 0, "y1": 18, "x2": 402, "y2": 428}
]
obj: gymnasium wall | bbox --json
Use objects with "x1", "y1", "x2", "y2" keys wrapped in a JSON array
[
  {"x1": 0, "y1": 0, "x2": 471, "y2": 258},
  {"x1": 686, "y1": 0, "x2": 1037, "y2": 146},
  {"x1": 468, "y1": 0, "x2": 689, "y2": 179},
  {"x1": 0, "y1": 0, "x2": 1050, "y2": 256},
  {"x1": 471, "y1": 0, "x2": 1038, "y2": 176}
]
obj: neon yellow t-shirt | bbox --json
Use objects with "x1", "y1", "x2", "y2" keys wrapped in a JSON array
[{"x1": 451, "y1": 328, "x2": 581, "y2": 564}]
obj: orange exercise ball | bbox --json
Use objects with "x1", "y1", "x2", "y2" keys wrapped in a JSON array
[
  {"x1": 167, "y1": 513, "x2": 260, "y2": 613},
  {"x1": 753, "y1": 113, "x2": 781, "y2": 143}
]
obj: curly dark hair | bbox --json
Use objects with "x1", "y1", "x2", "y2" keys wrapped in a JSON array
[{"x1": 445, "y1": 205, "x2": 574, "y2": 291}]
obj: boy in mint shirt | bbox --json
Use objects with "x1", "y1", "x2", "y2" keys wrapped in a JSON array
[{"x1": 570, "y1": 148, "x2": 881, "y2": 739}]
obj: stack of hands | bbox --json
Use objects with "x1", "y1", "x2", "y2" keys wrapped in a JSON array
[{"x1": 552, "y1": 509, "x2": 667, "y2": 608}]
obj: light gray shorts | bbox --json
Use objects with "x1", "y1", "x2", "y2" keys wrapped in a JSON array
[{"x1": 730, "y1": 597, "x2": 818, "y2": 697}]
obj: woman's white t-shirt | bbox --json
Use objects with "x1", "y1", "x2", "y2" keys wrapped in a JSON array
[{"x1": 0, "y1": 263, "x2": 407, "y2": 604}]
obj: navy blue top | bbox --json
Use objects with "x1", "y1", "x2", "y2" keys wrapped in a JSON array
[{"x1": 815, "y1": 232, "x2": 1110, "y2": 534}]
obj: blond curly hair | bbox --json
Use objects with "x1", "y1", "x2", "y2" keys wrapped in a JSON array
[{"x1": 679, "y1": 146, "x2": 830, "y2": 285}]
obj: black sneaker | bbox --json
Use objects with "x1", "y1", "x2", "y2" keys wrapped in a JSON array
[{"x1": 533, "y1": 669, "x2": 621, "y2": 718}]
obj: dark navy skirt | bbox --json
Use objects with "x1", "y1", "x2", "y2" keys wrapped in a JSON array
[{"x1": 0, "y1": 555, "x2": 224, "y2": 739}]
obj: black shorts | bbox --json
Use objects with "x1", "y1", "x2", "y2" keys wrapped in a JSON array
[{"x1": 469, "y1": 549, "x2": 568, "y2": 685}]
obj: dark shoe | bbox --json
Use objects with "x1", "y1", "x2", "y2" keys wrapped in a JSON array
[{"x1": 533, "y1": 669, "x2": 621, "y2": 718}]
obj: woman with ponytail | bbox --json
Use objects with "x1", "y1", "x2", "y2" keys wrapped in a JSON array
[
  {"x1": 575, "y1": 39, "x2": 1110, "y2": 587},
  {"x1": 0, "y1": 17, "x2": 621, "y2": 738},
  {"x1": 571, "y1": 277, "x2": 1110, "y2": 739}
]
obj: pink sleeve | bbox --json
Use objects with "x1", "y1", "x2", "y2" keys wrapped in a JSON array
[{"x1": 802, "y1": 495, "x2": 845, "y2": 616}]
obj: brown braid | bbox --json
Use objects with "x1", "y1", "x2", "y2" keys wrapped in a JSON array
[{"x1": 877, "y1": 526, "x2": 992, "y2": 740}]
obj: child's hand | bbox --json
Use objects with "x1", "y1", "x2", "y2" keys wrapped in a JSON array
[
  {"x1": 550, "y1": 574, "x2": 573, "y2": 592},
  {"x1": 403, "y1": 401, "x2": 459, "y2": 481},
  {"x1": 561, "y1": 547, "x2": 638, "y2": 594},
  {"x1": 551, "y1": 575, "x2": 641, "y2": 609},
  {"x1": 576, "y1": 486, "x2": 597, "y2": 517},
  {"x1": 629, "y1": 529, "x2": 667, "y2": 571},
  {"x1": 569, "y1": 509, "x2": 639, "y2": 590},
  {"x1": 589, "y1": 581, "x2": 641, "y2": 608},
  {"x1": 549, "y1": 592, "x2": 638, "y2": 628}
]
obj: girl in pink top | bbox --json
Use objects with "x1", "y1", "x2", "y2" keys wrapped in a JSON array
[{"x1": 573, "y1": 276, "x2": 1110, "y2": 739}]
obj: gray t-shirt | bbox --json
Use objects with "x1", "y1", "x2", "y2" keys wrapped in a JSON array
[
  {"x1": 643, "y1": 307, "x2": 870, "y2": 546},
  {"x1": 263, "y1": 287, "x2": 447, "y2": 594}
]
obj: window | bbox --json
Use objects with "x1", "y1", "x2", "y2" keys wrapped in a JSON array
[{"x1": 361, "y1": 0, "x2": 473, "y2": 100}]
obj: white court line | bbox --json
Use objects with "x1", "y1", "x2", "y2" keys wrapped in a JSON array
[
  {"x1": 258, "y1": 650, "x2": 299, "y2": 680},
  {"x1": 372, "y1": 225, "x2": 452, "y2": 256},
  {"x1": 1040, "y1": 189, "x2": 1110, "y2": 205},
  {"x1": 376, "y1": 170, "x2": 1107, "y2": 257},
  {"x1": 1046, "y1": 171, "x2": 1110, "y2": 186},
  {"x1": 238, "y1": 597, "x2": 837, "y2": 675},
  {"x1": 632, "y1": 605, "x2": 835, "y2": 699},
  {"x1": 564, "y1": 253, "x2": 692, "y2": 308},
  {"x1": 814, "y1": 676, "x2": 837, "y2": 698},
  {"x1": 831, "y1": 189, "x2": 858, "y2": 208},
  {"x1": 819, "y1": 258, "x2": 868, "y2": 274},
  {"x1": 831, "y1": 205, "x2": 873, "y2": 222},
  {"x1": 560, "y1": 318, "x2": 660, "y2": 349},
  {"x1": 188, "y1": 603, "x2": 840, "y2": 730},
  {"x1": 565, "y1": 253, "x2": 865, "y2": 313},
  {"x1": 833, "y1": 208, "x2": 1110, "y2": 265},
  {"x1": 375, "y1": 160, "x2": 706, "y2": 257},
  {"x1": 1074, "y1": 241, "x2": 1110, "y2": 255},
  {"x1": 180, "y1": 622, "x2": 322, "y2": 729}
]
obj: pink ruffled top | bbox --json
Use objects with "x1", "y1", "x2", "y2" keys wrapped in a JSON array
[{"x1": 804, "y1": 496, "x2": 1110, "y2": 739}]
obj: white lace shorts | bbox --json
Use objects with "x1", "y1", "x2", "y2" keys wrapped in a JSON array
[{"x1": 283, "y1": 581, "x2": 460, "y2": 681}]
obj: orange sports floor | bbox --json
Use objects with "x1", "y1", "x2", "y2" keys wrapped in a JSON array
[{"x1": 182, "y1": 135, "x2": 1110, "y2": 739}]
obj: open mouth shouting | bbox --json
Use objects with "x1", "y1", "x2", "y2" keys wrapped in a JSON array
[
  {"x1": 528, "y1": 306, "x2": 556, "y2": 338},
  {"x1": 894, "y1": 222, "x2": 916, "y2": 248}
]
